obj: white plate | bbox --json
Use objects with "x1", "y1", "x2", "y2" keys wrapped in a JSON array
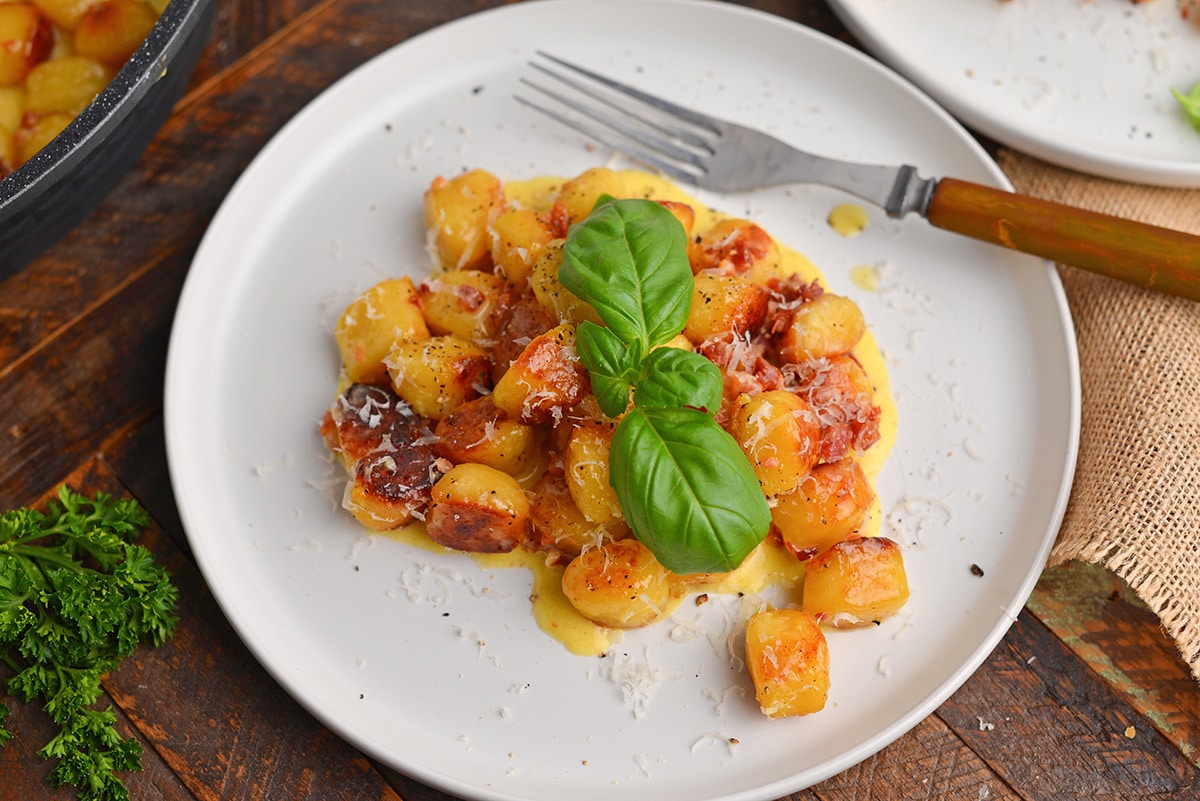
[
  {"x1": 164, "y1": 1, "x2": 1080, "y2": 799},
  {"x1": 828, "y1": 0, "x2": 1200, "y2": 186}
]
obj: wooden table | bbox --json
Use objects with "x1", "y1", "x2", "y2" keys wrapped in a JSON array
[{"x1": 3, "y1": 1, "x2": 1199, "y2": 798}]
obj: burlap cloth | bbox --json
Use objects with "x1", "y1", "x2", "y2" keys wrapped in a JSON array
[{"x1": 995, "y1": 150, "x2": 1200, "y2": 679}]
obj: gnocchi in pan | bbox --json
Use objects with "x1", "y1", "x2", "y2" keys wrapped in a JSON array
[
  {"x1": 0, "y1": 0, "x2": 165, "y2": 176},
  {"x1": 320, "y1": 166, "x2": 907, "y2": 719}
]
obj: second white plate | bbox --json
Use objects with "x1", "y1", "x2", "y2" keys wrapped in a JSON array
[
  {"x1": 829, "y1": 0, "x2": 1200, "y2": 186},
  {"x1": 164, "y1": 2, "x2": 1081, "y2": 800}
]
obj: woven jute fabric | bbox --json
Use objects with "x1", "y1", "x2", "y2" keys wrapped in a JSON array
[{"x1": 997, "y1": 150, "x2": 1200, "y2": 678}]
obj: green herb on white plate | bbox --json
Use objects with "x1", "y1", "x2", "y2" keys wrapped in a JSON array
[{"x1": 1172, "y1": 80, "x2": 1200, "y2": 132}]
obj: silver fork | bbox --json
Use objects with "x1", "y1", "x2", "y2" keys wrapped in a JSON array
[{"x1": 518, "y1": 52, "x2": 1200, "y2": 302}]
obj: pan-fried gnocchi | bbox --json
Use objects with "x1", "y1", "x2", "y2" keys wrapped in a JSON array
[
  {"x1": 320, "y1": 166, "x2": 904, "y2": 720},
  {"x1": 0, "y1": 0, "x2": 167, "y2": 177}
]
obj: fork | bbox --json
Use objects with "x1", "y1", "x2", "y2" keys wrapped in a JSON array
[{"x1": 517, "y1": 52, "x2": 1200, "y2": 302}]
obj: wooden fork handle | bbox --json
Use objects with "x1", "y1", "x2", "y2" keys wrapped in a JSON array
[{"x1": 925, "y1": 177, "x2": 1200, "y2": 302}]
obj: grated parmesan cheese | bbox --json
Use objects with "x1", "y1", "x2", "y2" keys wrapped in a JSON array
[{"x1": 600, "y1": 648, "x2": 665, "y2": 719}]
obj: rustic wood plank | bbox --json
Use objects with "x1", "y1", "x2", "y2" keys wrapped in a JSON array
[
  {"x1": 0, "y1": 0, "x2": 848, "y2": 372},
  {"x1": 99, "y1": 409, "x2": 1027, "y2": 800},
  {"x1": 937, "y1": 609, "x2": 1199, "y2": 799},
  {"x1": 0, "y1": 0, "x2": 507, "y2": 500},
  {"x1": 0, "y1": 685, "x2": 197, "y2": 801},
  {"x1": 803, "y1": 713, "x2": 1020, "y2": 801},
  {"x1": 1027, "y1": 561, "x2": 1200, "y2": 766},
  {"x1": 5, "y1": 457, "x2": 408, "y2": 801},
  {"x1": 0, "y1": 246, "x2": 191, "y2": 507},
  {"x1": 5, "y1": 0, "x2": 1195, "y2": 798},
  {"x1": 102, "y1": 412, "x2": 186, "y2": 551},
  {"x1": 102, "y1": 542, "x2": 406, "y2": 801},
  {"x1": 191, "y1": 0, "x2": 328, "y2": 85}
]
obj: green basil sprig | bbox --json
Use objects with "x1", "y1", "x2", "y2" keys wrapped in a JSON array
[{"x1": 561, "y1": 198, "x2": 770, "y2": 575}]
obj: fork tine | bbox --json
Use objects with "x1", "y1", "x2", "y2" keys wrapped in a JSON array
[
  {"x1": 514, "y1": 91, "x2": 701, "y2": 186},
  {"x1": 534, "y1": 51, "x2": 722, "y2": 137},
  {"x1": 527, "y1": 58, "x2": 715, "y2": 153},
  {"x1": 517, "y1": 75, "x2": 709, "y2": 174},
  {"x1": 518, "y1": 53, "x2": 724, "y2": 184}
]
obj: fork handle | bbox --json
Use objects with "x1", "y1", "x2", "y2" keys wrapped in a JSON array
[{"x1": 924, "y1": 177, "x2": 1200, "y2": 302}]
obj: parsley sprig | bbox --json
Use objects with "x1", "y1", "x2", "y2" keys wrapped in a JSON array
[{"x1": 0, "y1": 486, "x2": 179, "y2": 801}]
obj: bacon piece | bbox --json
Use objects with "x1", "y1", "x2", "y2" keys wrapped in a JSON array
[{"x1": 322, "y1": 383, "x2": 443, "y2": 530}]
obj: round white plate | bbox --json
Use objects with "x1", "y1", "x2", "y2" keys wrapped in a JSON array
[
  {"x1": 828, "y1": 0, "x2": 1200, "y2": 187},
  {"x1": 164, "y1": 1, "x2": 1080, "y2": 799}
]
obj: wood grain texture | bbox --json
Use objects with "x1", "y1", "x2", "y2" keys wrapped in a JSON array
[
  {"x1": 5, "y1": 462, "x2": 201, "y2": 801},
  {"x1": 102, "y1": 526, "x2": 405, "y2": 801},
  {"x1": 2, "y1": 0, "x2": 1198, "y2": 799},
  {"x1": 0, "y1": 248, "x2": 189, "y2": 506},
  {"x1": 938, "y1": 610, "x2": 1199, "y2": 799},
  {"x1": 1029, "y1": 562, "x2": 1200, "y2": 767}
]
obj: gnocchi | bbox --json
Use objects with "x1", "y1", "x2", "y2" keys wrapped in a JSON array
[
  {"x1": 745, "y1": 607, "x2": 831, "y2": 718},
  {"x1": 426, "y1": 463, "x2": 530, "y2": 554},
  {"x1": 560, "y1": 537, "x2": 679, "y2": 628},
  {"x1": 320, "y1": 166, "x2": 901, "y2": 722},
  {"x1": 802, "y1": 536, "x2": 910, "y2": 627}
]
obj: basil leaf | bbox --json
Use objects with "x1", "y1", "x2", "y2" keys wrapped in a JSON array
[
  {"x1": 575, "y1": 321, "x2": 636, "y2": 418},
  {"x1": 609, "y1": 407, "x2": 771, "y2": 574},
  {"x1": 560, "y1": 199, "x2": 693, "y2": 354},
  {"x1": 634, "y1": 347, "x2": 723, "y2": 414}
]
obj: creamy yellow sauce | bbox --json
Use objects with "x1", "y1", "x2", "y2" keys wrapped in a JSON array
[
  {"x1": 827, "y1": 202, "x2": 870, "y2": 237},
  {"x1": 383, "y1": 170, "x2": 897, "y2": 658},
  {"x1": 381, "y1": 524, "x2": 617, "y2": 655},
  {"x1": 850, "y1": 264, "x2": 882, "y2": 292}
]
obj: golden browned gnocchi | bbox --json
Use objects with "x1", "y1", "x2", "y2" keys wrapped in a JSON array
[
  {"x1": 730, "y1": 389, "x2": 822, "y2": 498},
  {"x1": 745, "y1": 607, "x2": 830, "y2": 717},
  {"x1": 432, "y1": 396, "x2": 542, "y2": 479},
  {"x1": 417, "y1": 269, "x2": 508, "y2": 343},
  {"x1": 777, "y1": 291, "x2": 867, "y2": 363},
  {"x1": 0, "y1": 0, "x2": 165, "y2": 177},
  {"x1": 802, "y1": 536, "x2": 910, "y2": 627},
  {"x1": 772, "y1": 458, "x2": 874, "y2": 559},
  {"x1": 560, "y1": 537, "x2": 679, "y2": 628},
  {"x1": 385, "y1": 335, "x2": 490, "y2": 420},
  {"x1": 425, "y1": 463, "x2": 530, "y2": 553},
  {"x1": 490, "y1": 322, "x2": 591, "y2": 424},
  {"x1": 321, "y1": 165, "x2": 901, "y2": 722},
  {"x1": 683, "y1": 273, "x2": 770, "y2": 344},
  {"x1": 335, "y1": 277, "x2": 429, "y2": 384},
  {"x1": 563, "y1": 420, "x2": 622, "y2": 524},
  {"x1": 489, "y1": 207, "x2": 556, "y2": 286},
  {"x1": 423, "y1": 168, "x2": 504, "y2": 270}
]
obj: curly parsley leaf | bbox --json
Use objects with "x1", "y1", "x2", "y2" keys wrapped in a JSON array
[{"x1": 0, "y1": 486, "x2": 179, "y2": 801}]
